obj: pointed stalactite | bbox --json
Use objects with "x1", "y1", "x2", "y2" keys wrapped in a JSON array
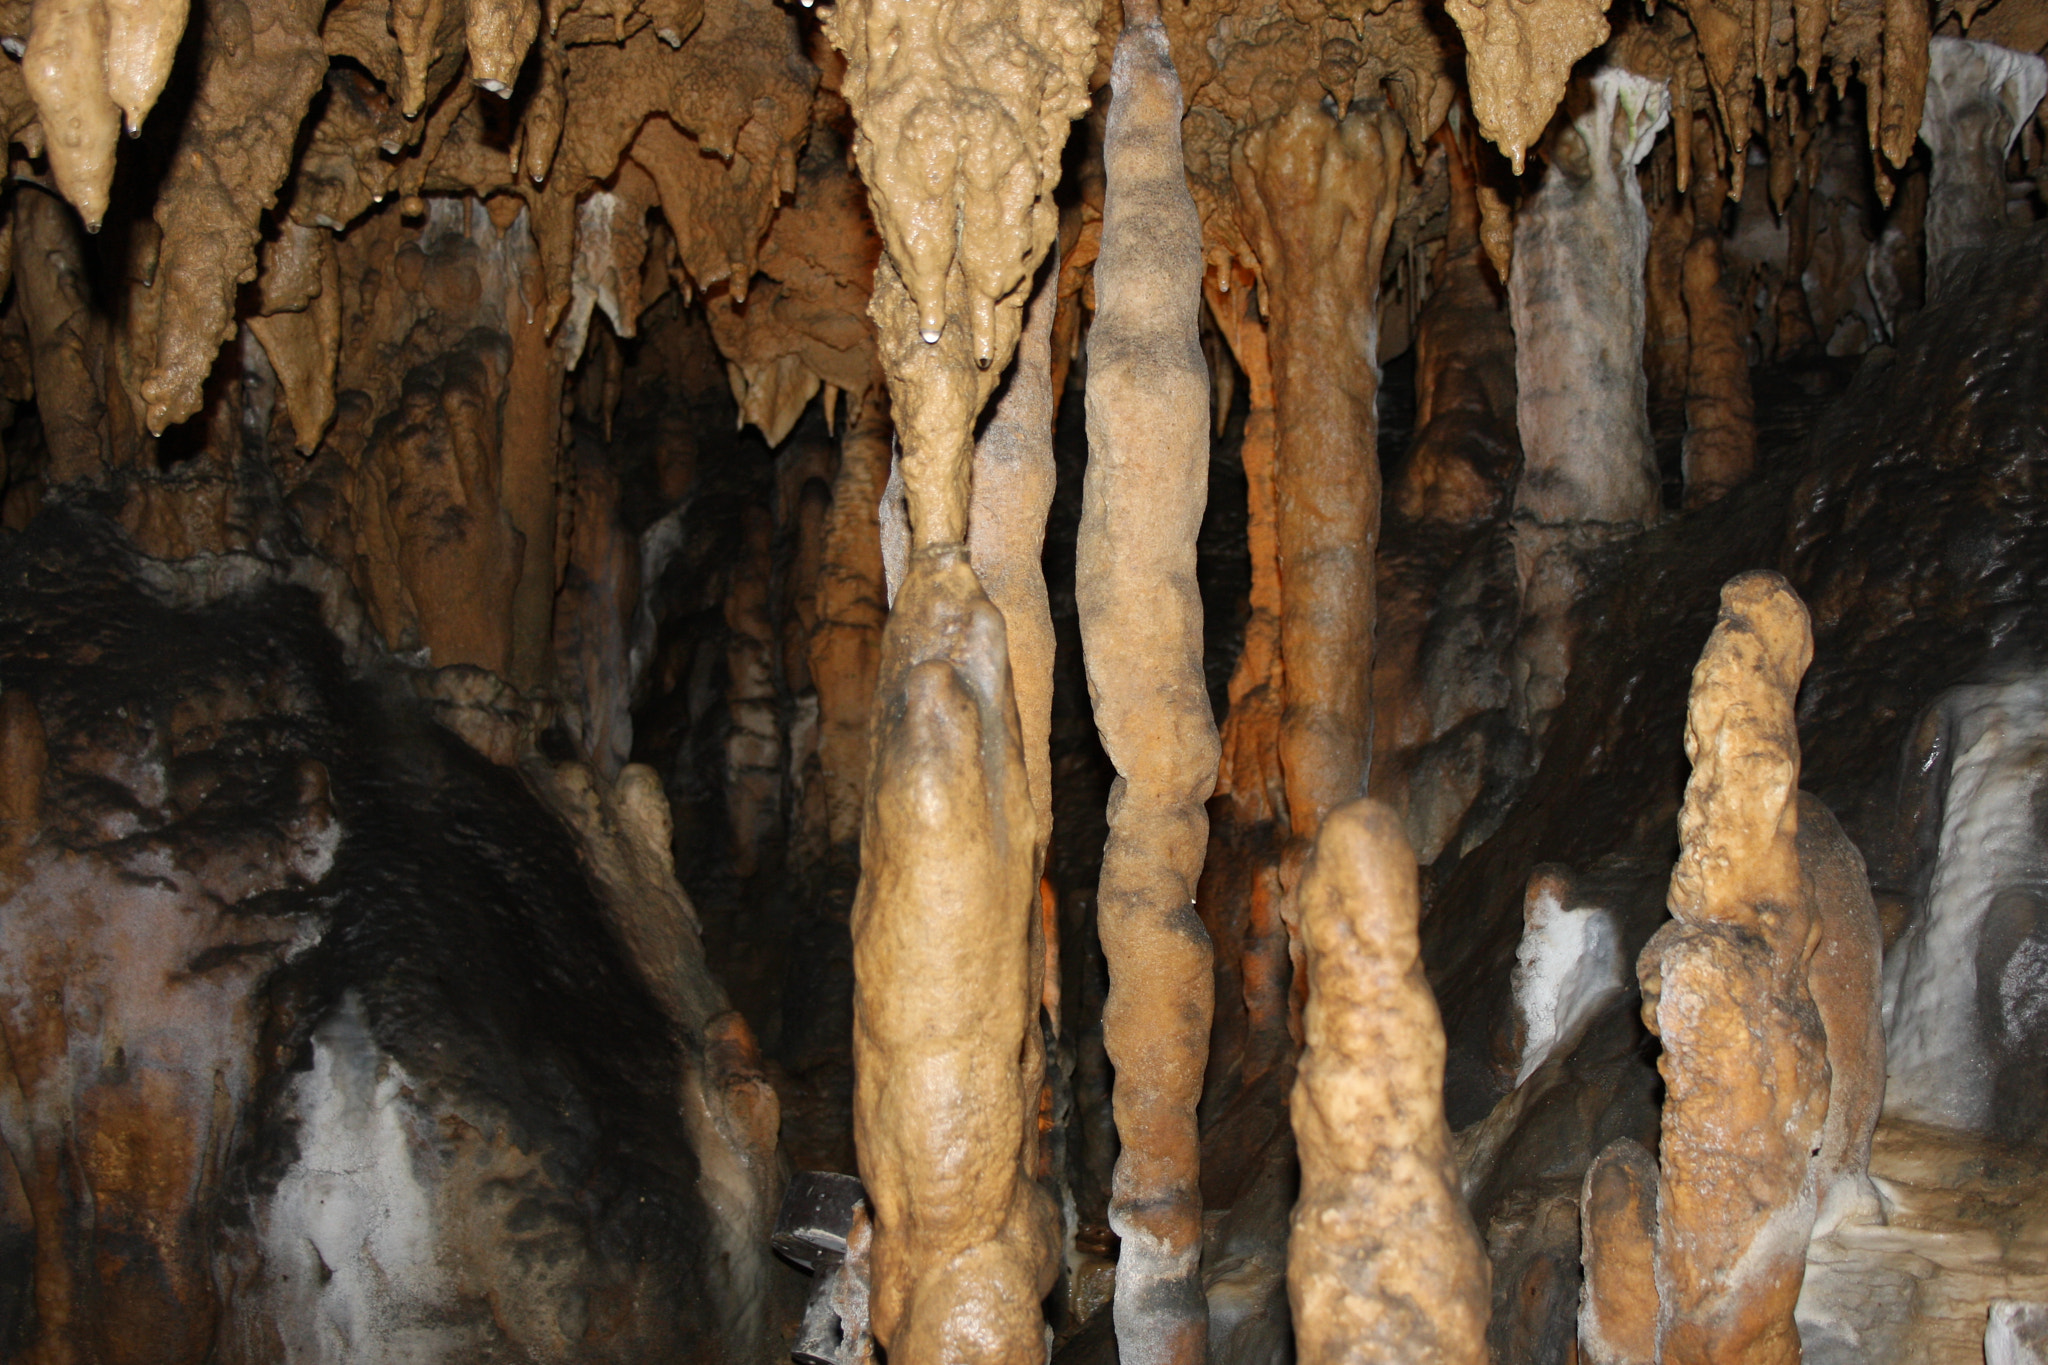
[
  {"x1": 1234, "y1": 101, "x2": 1404, "y2": 839},
  {"x1": 1076, "y1": 13, "x2": 1220, "y2": 1357},
  {"x1": 1287, "y1": 800, "x2": 1489, "y2": 1364},
  {"x1": 1636, "y1": 571, "x2": 1828, "y2": 1365},
  {"x1": 852, "y1": 547, "x2": 1059, "y2": 1363},
  {"x1": 809, "y1": 386, "x2": 891, "y2": 853}
]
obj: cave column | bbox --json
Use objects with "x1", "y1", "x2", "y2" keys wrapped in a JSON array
[
  {"x1": 1233, "y1": 101, "x2": 1406, "y2": 841},
  {"x1": 1076, "y1": 10, "x2": 1221, "y2": 1358},
  {"x1": 824, "y1": 0, "x2": 1092, "y2": 1347},
  {"x1": 1920, "y1": 37, "x2": 2047, "y2": 292},
  {"x1": 1507, "y1": 67, "x2": 1668, "y2": 741}
]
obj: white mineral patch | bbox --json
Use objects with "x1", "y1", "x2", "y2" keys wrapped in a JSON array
[
  {"x1": 1882, "y1": 674, "x2": 2048, "y2": 1131},
  {"x1": 257, "y1": 993, "x2": 456, "y2": 1364},
  {"x1": 1989, "y1": 1300, "x2": 2048, "y2": 1365},
  {"x1": 1509, "y1": 882, "x2": 1623, "y2": 1086}
]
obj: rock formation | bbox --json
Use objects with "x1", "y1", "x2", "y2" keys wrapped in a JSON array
[
  {"x1": 1287, "y1": 800, "x2": 1489, "y2": 1365},
  {"x1": 1075, "y1": 9, "x2": 1220, "y2": 1355},
  {"x1": 1919, "y1": 37, "x2": 2046, "y2": 289},
  {"x1": 1637, "y1": 571, "x2": 1827, "y2": 1365}
]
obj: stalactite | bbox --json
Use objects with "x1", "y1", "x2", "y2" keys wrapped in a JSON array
[
  {"x1": 1440, "y1": 0, "x2": 1611, "y2": 173},
  {"x1": 809, "y1": 386, "x2": 890, "y2": 853},
  {"x1": 22, "y1": 0, "x2": 125, "y2": 228},
  {"x1": 1287, "y1": 800, "x2": 1489, "y2": 1364},
  {"x1": 1636, "y1": 570, "x2": 1826, "y2": 1365},
  {"x1": 1076, "y1": 10, "x2": 1220, "y2": 1357},
  {"x1": 850, "y1": 548, "x2": 1059, "y2": 1362},
  {"x1": 1234, "y1": 102, "x2": 1404, "y2": 838}
]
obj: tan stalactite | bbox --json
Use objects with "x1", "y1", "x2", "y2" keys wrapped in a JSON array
[
  {"x1": 1076, "y1": 18, "x2": 1219, "y2": 1360},
  {"x1": 810, "y1": 386, "x2": 891, "y2": 851},
  {"x1": 129, "y1": 0, "x2": 328, "y2": 434},
  {"x1": 466, "y1": 0, "x2": 537, "y2": 95},
  {"x1": 1637, "y1": 570, "x2": 1828, "y2": 1365},
  {"x1": 823, "y1": 0, "x2": 1097, "y2": 362},
  {"x1": 851, "y1": 546, "x2": 1059, "y2": 1363},
  {"x1": 1204, "y1": 265, "x2": 1284, "y2": 826},
  {"x1": 1234, "y1": 101, "x2": 1404, "y2": 840},
  {"x1": 1442, "y1": 0, "x2": 1613, "y2": 174},
  {"x1": 967, "y1": 251, "x2": 1059, "y2": 861},
  {"x1": 248, "y1": 227, "x2": 343, "y2": 453},
  {"x1": 24, "y1": 0, "x2": 123, "y2": 229},
  {"x1": 14, "y1": 185, "x2": 111, "y2": 485},
  {"x1": 390, "y1": 0, "x2": 457, "y2": 116},
  {"x1": 502, "y1": 213, "x2": 565, "y2": 688},
  {"x1": 868, "y1": 260, "x2": 991, "y2": 548},
  {"x1": 102, "y1": 0, "x2": 188, "y2": 132},
  {"x1": 1286, "y1": 800, "x2": 1489, "y2": 1365}
]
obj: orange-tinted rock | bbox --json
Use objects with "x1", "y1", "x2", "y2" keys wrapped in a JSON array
[
  {"x1": 1287, "y1": 801, "x2": 1489, "y2": 1365},
  {"x1": 1076, "y1": 19, "x2": 1220, "y2": 1358},
  {"x1": 1579, "y1": 1138, "x2": 1660, "y2": 1365},
  {"x1": 1638, "y1": 570, "x2": 1827, "y2": 1365}
]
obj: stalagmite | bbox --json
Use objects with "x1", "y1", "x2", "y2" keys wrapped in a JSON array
[
  {"x1": 810, "y1": 387, "x2": 891, "y2": 852},
  {"x1": 1679, "y1": 231, "x2": 1755, "y2": 508},
  {"x1": 1234, "y1": 102, "x2": 1404, "y2": 836},
  {"x1": 1509, "y1": 66, "x2": 1668, "y2": 739},
  {"x1": 1881, "y1": 674, "x2": 2048, "y2": 1134},
  {"x1": 826, "y1": 0, "x2": 1092, "y2": 1351},
  {"x1": 1287, "y1": 800, "x2": 1489, "y2": 1364},
  {"x1": 1579, "y1": 1138, "x2": 1660, "y2": 1365},
  {"x1": 850, "y1": 549, "x2": 1059, "y2": 1362},
  {"x1": 1637, "y1": 571, "x2": 1827, "y2": 1365},
  {"x1": 1076, "y1": 10, "x2": 1220, "y2": 1357},
  {"x1": 1919, "y1": 38, "x2": 2047, "y2": 290},
  {"x1": 1797, "y1": 792, "x2": 1885, "y2": 1234}
]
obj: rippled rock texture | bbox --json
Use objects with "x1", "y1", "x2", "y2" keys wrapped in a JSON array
[{"x1": 0, "y1": 513, "x2": 777, "y2": 1363}]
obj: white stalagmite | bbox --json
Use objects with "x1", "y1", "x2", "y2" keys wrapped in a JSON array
[
  {"x1": 1882, "y1": 672, "x2": 2048, "y2": 1131},
  {"x1": 1921, "y1": 37, "x2": 2047, "y2": 289}
]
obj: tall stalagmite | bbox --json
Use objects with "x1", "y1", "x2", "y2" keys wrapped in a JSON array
[
  {"x1": 1287, "y1": 800, "x2": 1489, "y2": 1364},
  {"x1": 1077, "y1": 8, "x2": 1221, "y2": 1356},
  {"x1": 1637, "y1": 571, "x2": 1828, "y2": 1365}
]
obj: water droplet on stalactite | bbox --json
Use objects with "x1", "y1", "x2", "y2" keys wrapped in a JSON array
[
  {"x1": 0, "y1": 36, "x2": 21, "y2": 57},
  {"x1": 480, "y1": 79, "x2": 510, "y2": 96},
  {"x1": 921, "y1": 329, "x2": 941, "y2": 344},
  {"x1": 658, "y1": 26, "x2": 681, "y2": 44}
]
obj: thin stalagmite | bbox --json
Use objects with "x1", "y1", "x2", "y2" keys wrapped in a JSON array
[
  {"x1": 1579, "y1": 1138, "x2": 1660, "y2": 1365},
  {"x1": 1679, "y1": 230, "x2": 1755, "y2": 508},
  {"x1": 1287, "y1": 800, "x2": 1489, "y2": 1364},
  {"x1": 1637, "y1": 571, "x2": 1827, "y2": 1365},
  {"x1": 1077, "y1": 7, "x2": 1220, "y2": 1356},
  {"x1": 810, "y1": 387, "x2": 892, "y2": 853}
]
